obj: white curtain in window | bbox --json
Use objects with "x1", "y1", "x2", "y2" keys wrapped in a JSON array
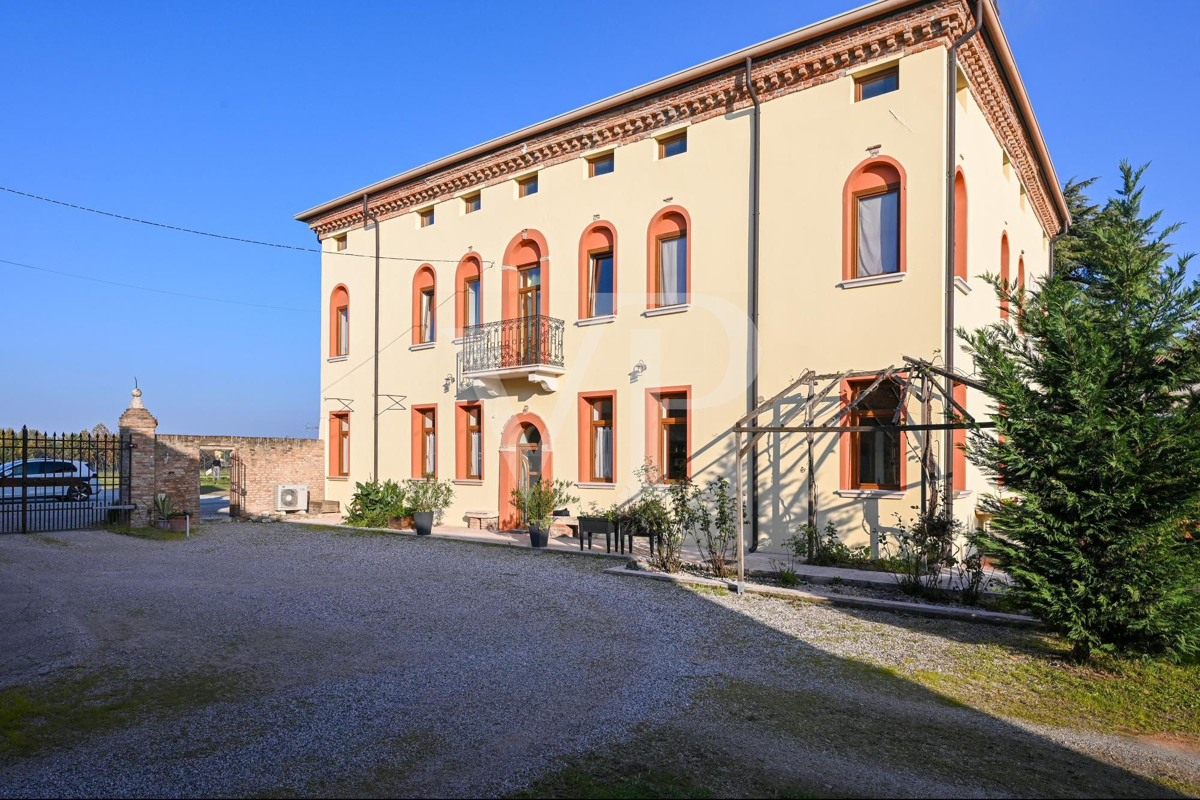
[
  {"x1": 337, "y1": 308, "x2": 349, "y2": 355},
  {"x1": 422, "y1": 294, "x2": 435, "y2": 342},
  {"x1": 593, "y1": 426, "x2": 612, "y2": 480},
  {"x1": 659, "y1": 236, "x2": 686, "y2": 305},
  {"x1": 424, "y1": 432, "x2": 435, "y2": 475},
  {"x1": 857, "y1": 191, "x2": 899, "y2": 276},
  {"x1": 470, "y1": 431, "x2": 481, "y2": 477}
]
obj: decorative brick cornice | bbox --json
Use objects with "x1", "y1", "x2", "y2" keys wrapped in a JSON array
[
  {"x1": 305, "y1": 0, "x2": 1061, "y2": 239},
  {"x1": 956, "y1": 33, "x2": 1059, "y2": 235}
]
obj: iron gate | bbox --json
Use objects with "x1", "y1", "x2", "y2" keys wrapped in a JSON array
[
  {"x1": 0, "y1": 426, "x2": 133, "y2": 533},
  {"x1": 229, "y1": 452, "x2": 245, "y2": 518}
]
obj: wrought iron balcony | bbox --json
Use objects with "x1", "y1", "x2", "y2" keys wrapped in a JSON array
[{"x1": 460, "y1": 315, "x2": 566, "y2": 391}]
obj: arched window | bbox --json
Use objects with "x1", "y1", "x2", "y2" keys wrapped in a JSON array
[
  {"x1": 843, "y1": 156, "x2": 907, "y2": 281},
  {"x1": 646, "y1": 206, "x2": 690, "y2": 309},
  {"x1": 954, "y1": 169, "x2": 968, "y2": 282},
  {"x1": 578, "y1": 222, "x2": 617, "y2": 319},
  {"x1": 329, "y1": 284, "x2": 349, "y2": 358},
  {"x1": 501, "y1": 230, "x2": 550, "y2": 321},
  {"x1": 412, "y1": 265, "x2": 437, "y2": 344},
  {"x1": 455, "y1": 254, "x2": 483, "y2": 337},
  {"x1": 1000, "y1": 233, "x2": 1011, "y2": 320}
]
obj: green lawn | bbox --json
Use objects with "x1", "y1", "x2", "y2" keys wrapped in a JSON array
[
  {"x1": 0, "y1": 669, "x2": 234, "y2": 758},
  {"x1": 199, "y1": 475, "x2": 230, "y2": 495},
  {"x1": 908, "y1": 639, "x2": 1200, "y2": 740}
]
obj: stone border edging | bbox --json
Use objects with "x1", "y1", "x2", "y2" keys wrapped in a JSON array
[
  {"x1": 602, "y1": 567, "x2": 1041, "y2": 628},
  {"x1": 285, "y1": 519, "x2": 635, "y2": 561}
]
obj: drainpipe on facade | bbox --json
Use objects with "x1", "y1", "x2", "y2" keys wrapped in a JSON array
[
  {"x1": 744, "y1": 56, "x2": 763, "y2": 551},
  {"x1": 364, "y1": 193, "x2": 381, "y2": 480},
  {"x1": 943, "y1": 0, "x2": 985, "y2": 520}
]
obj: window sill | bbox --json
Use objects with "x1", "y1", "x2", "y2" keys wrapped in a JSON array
[
  {"x1": 327, "y1": 355, "x2": 348, "y2": 363},
  {"x1": 643, "y1": 303, "x2": 689, "y2": 318},
  {"x1": 576, "y1": 481, "x2": 616, "y2": 489},
  {"x1": 838, "y1": 272, "x2": 906, "y2": 290},
  {"x1": 453, "y1": 479, "x2": 484, "y2": 486},
  {"x1": 834, "y1": 489, "x2": 905, "y2": 499},
  {"x1": 452, "y1": 337, "x2": 465, "y2": 345},
  {"x1": 409, "y1": 342, "x2": 436, "y2": 351},
  {"x1": 327, "y1": 476, "x2": 350, "y2": 481},
  {"x1": 954, "y1": 276, "x2": 972, "y2": 295},
  {"x1": 953, "y1": 490, "x2": 972, "y2": 499},
  {"x1": 576, "y1": 315, "x2": 616, "y2": 327}
]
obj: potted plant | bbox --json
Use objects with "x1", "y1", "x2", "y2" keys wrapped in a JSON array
[
  {"x1": 404, "y1": 475, "x2": 455, "y2": 536},
  {"x1": 578, "y1": 502, "x2": 619, "y2": 550},
  {"x1": 167, "y1": 510, "x2": 189, "y2": 533},
  {"x1": 344, "y1": 479, "x2": 406, "y2": 528},
  {"x1": 510, "y1": 479, "x2": 579, "y2": 548},
  {"x1": 152, "y1": 493, "x2": 176, "y2": 530}
]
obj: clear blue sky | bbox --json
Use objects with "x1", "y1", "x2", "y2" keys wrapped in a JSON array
[{"x1": 1, "y1": 0, "x2": 1196, "y2": 436}]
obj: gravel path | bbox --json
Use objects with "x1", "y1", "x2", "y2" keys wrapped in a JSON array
[{"x1": 0, "y1": 522, "x2": 1195, "y2": 798}]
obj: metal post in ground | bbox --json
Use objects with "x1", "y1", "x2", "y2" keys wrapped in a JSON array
[
  {"x1": 735, "y1": 431, "x2": 745, "y2": 595},
  {"x1": 20, "y1": 426, "x2": 28, "y2": 535}
]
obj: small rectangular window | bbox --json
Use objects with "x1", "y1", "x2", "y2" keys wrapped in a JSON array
[
  {"x1": 420, "y1": 289, "x2": 435, "y2": 343},
  {"x1": 466, "y1": 405, "x2": 482, "y2": 480},
  {"x1": 849, "y1": 381, "x2": 902, "y2": 490},
  {"x1": 656, "y1": 234, "x2": 687, "y2": 306},
  {"x1": 855, "y1": 67, "x2": 899, "y2": 101},
  {"x1": 855, "y1": 189, "x2": 900, "y2": 277},
  {"x1": 658, "y1": 392, "x2": 689, "y2": 482},
  {"x1": 464, "y1": 193, "x2": 481, "y2": 214},
  {"x1": 518, "y1": 174, "x2": 539, "y2": 197},
  {"x1": 464, "y1": 278, "x2": 480, "y2": 329},
  {"x1": 334, "y1": 234, "x2": 347, "y2": 251},
  {"x1": 658, "y1": 132, "x2": 687, "y2": 159},
  {"x1": 331, "y1": 412, "x2": 350, "y2": 477},
  {"x1": 336, "y1": 305, "x2": 349, "y2": 356},
  {"x1": 588, "y1": 252, "x2": 614, "y2": 318},
  {"x1": 588, "y1": 397, "x2": 614, "y2": 482},
  {"x1": 419, "y1": 208, "x2": 435, "y2": 227},
  {"x1": 588, "y1": 153, "x2": 614, "y2": 177},
  {"x1": 421, "y1": 409, "x2": 437, "y2": 478}
]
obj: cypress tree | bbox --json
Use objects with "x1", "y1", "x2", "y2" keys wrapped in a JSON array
[{"x1": 962, "y1": 162, "x2": 1200, "y2": 662}]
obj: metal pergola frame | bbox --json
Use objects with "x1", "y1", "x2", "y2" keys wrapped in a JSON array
[{"x1": 729, "y1": 355, "x2": 993, "y2": 592}]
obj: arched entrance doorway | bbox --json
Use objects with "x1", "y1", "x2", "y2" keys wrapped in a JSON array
[{"x1": 498, "y1": 412, "x2": 552, "y2": 530}]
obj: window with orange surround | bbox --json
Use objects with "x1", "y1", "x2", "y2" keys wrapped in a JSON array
[
  {"x1": 412, "y1": 265, "x2": 437, "y2": 345},
  {"x1": 845, "y1": 379, "x2": 902, "y2": 491},
  {"x1": 647, "y1": 207, "x2": 690, "y2": 309},
  {"x1": 412, "y1": 406, "x2": 437, "y2": 478},
  {"x1": 842, "y1": 157, "x2": 907, "y2": 282},
  {"x1": 578, "y1": 392, "x2": 615, "y2": 483},
  {"x1": 329, "y1": 285, "x2": 349, "y2": 357},
  {"x1": 329, "y1": 412, "x2": 350, "y2": 477}
]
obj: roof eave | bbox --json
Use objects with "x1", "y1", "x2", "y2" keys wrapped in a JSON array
[{"x1": 294, "y1": 0, "x2": 922, "y2": 223}]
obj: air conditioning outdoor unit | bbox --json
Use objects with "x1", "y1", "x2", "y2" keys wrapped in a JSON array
[{"x1": 276, "y1": 484, "x2": 309, "y2": 513}]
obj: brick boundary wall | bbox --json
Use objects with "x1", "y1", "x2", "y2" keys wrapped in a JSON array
[
  {"x1": 117, "y1": 390, "x2": 325, "y2": 524},
  {"x1": 221, "y1": 436, "x2": 326, "y2": 517}
]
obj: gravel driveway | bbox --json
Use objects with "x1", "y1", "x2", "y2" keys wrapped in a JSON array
[{"x1": 0, "y1": 522, "x2": 1194, "y2": 798}]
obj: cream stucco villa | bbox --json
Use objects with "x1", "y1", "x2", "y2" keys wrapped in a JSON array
[{"x1": 296, "y1": 0, "x2": 1068, "y2": 552}]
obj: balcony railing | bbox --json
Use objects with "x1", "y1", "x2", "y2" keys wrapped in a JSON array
[{"x1": 461, "y1": 315, "x2": 565, "y2": 375}]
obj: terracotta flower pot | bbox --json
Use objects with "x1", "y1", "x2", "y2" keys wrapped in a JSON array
[
  {"x1": 167, "y1": 516, "x2": 188, "y2": 533},
  {"x1": 388, "y1": 515, "x2": 416, "y2": 530}
]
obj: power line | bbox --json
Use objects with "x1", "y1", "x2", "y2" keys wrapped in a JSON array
[
  {"x1": 0, "y1": 185, "x2": 483, "y2": 265},
  {"x1": 0, "y1": 257, "x2": 315, "y2": 313}
]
